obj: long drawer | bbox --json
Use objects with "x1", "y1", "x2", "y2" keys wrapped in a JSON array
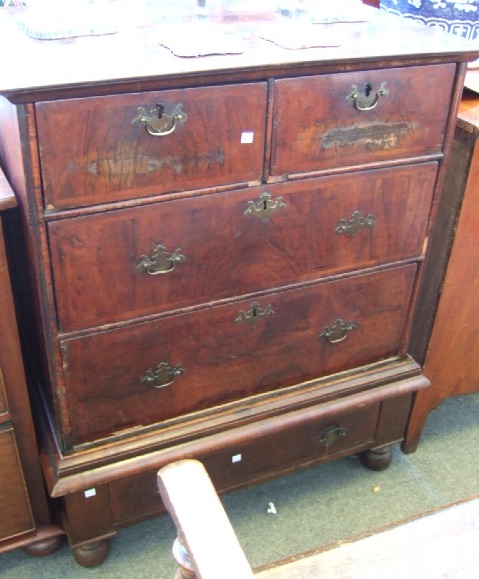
[
  {"x1": 59, "y1": 264, "x2": 416, "y2": 444},
  {"x1": 36, "y1": 83, "x2": 267, "y2": 210},
  {"x1": 49, "y1": 163, "x2": 435, "y2": 332},
  {"x1": 108, "y1": 401, "x2": 380, "y2": 526},
  {"x1": 271, "y1": 64, "x2": 455, "y2": 176}
]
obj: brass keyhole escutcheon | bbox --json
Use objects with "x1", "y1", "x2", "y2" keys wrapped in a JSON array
[
  {"x1": 347, "y1": 82, "x2": 389, "y2": 111},
  {"x1": 244, "y1": 192, "x2": 286, "y2": 222},
  {"x1": 235, "y1": 302, "x2": 274, "y2": 325}
]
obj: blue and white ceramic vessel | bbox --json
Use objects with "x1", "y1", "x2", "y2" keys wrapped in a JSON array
[{"x1": 381, "y1": 0, "x2": 479, "y2": 41}]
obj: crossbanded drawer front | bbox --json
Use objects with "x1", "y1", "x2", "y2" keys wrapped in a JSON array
[
  {"x1": 108, "y1": 403, "x2": 379, "y2": 525},
  {"x1": 203, "y1": 403, "x2": 379, "y2": 492},
  {"x1": 49, "y1": 163, "x2": 435, "y2": 333},
  {"x1": 60, "y1": 264, "x2": 416, "y2": 444},
  {"x1": 36, "y1": 83, "x2": 267, "y2": 210},
  {"x1": 271, "y1": 64, "x2": 455, "y2": 176}
]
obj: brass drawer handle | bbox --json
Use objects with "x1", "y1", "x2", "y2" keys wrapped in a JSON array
[
  {"x1": 317, "y1": 424, "x2": 347, "y2": 450},
  {"x1": 141, "y1": 362, "x2": 185, "y2": 389},
  {"x1": 235, "y1": 301, "x2": 274, "y2": 325},
  {"x1": 320, "y1": 318, "x2": 356, "y2": 344},
  {"x1": 347, "y1": 82, "x2": 388, "y2": 111},
  {"x1": 335, "y1": 210, "x2": 375, "y2": 237},
  {"x1": 136, "y1": 244, "x2": 185, "y2": 276},
  {"x1": 133, "y1": 103, "x2": 187, "y2": 137},
  {"x1": 244, "y1": 192, "x2": 286, "y2": 221}
]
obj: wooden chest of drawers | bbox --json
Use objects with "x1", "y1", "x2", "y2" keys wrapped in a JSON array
[{"x1": 0, "y1": 2, "x2": 476, "y2": 567}]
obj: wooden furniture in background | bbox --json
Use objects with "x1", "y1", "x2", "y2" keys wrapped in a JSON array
[
  {"x1": 405, "y1": 87, "x2": 479, "y2": 451},
  {"x1": 0, "y1": 3, "x2": 476, "y2": 566},
  {"x1": 0, "y1": 168, "x2": 63, "y2": 555}
]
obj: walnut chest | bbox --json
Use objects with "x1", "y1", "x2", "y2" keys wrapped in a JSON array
[{"x1": 0, "y1": 2, "x2": 476, "y2": 567}]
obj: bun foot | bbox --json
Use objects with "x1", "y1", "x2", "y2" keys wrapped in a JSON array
[
  {"x1": 360, "y1": 445, "x2": 393, "y2": 471},
  {"x1": 23, "y1": 535, "x2": 64, "y2": 557},
  {"x1": 71, "y1": 539, "x2": 110, "y2": 567}
]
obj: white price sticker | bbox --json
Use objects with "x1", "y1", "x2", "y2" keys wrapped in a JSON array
[{"x1": 241, "y1": 132, "x2": 254, "y2": 144}]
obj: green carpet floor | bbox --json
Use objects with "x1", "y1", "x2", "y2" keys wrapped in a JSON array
[{"x1": 2, "y1": 393, "x2": 479, "y2": 578}]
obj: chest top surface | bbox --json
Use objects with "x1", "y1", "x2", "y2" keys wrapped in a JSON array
[{"x1": 0, "y1": 1, "x2": 478, "y2": 101}]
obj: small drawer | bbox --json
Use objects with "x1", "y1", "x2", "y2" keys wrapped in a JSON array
[
  {"x1": 60, "y1": 264, "x2": 416, "y2": 445},
  {"x1": 36, "y1": 83, "x2": 267, "y2": 210},
  {"x1": 271, "y1": 64, "x2": 455, "y2": 176},
  {"x1": 108, "y1": 402, "x2": 379, "y2": 525},
  {"x1": 49, "y1": 163, "x2": 436, "y2": 332}
]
